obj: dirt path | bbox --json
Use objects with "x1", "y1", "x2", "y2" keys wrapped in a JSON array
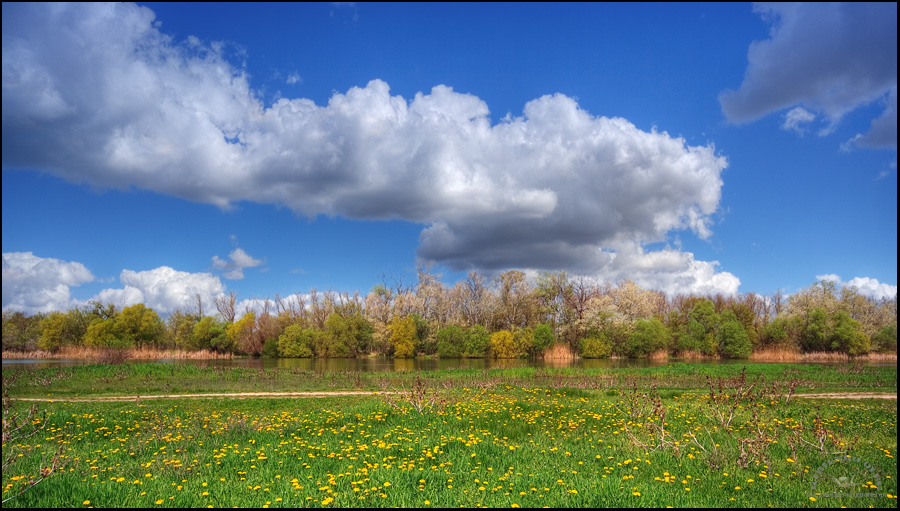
[
  {"x1": 9, "y1": 391, "x2": 896, "y2": 402},
  {"x1": 10, "y1": 391, "x2": 395, "y2": 402},
  {"x1": 793, "y1": 392, "x2": 896, "y2": 399}
]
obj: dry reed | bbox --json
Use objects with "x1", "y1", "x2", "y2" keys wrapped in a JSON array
[
  {"x1": 542, "y1": 343, "x2": 578, "y2": 360},
  {"x1": 1, "y1": 346, "x2": 232, "y2": 360}
]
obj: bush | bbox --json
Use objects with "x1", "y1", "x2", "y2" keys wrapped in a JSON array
[
  {"x1": 261, "y1": 337, "x2": 279, "y2": 358},
  {"x1": 579, "y1": 335, "x2": 612, "y2": 358},
  {"x1": 718, "y1": 312, "x2": 752, "y2": 359},
  {"x1": 626, "y1": 318, "x2": 671, "y2": 358},
  {"x1": 463, "y1": 325, "x2": 489, "y2": 358},
  {"x1": 490, "y1": 330, "x2": 516, "y2": 358},
  {"x1": 872, "y1": 324, "x2": 897, "y2": 353},
  {"x1": 436, "y1": 325, "x2": 464, "y2": 358},
  {"x1": 277, "y1": 324, "x2": 314, "y2": 358},
  {"x1": 532, "y1": 324, "x2": 554, "y2": 355},
  {"x1": 390, "y1": 316, "x2": 418, "y2": 358}
]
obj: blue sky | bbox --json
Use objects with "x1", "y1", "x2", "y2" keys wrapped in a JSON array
[{"x1": 2, "y1": 2, "x2": 897, "y2": 315}]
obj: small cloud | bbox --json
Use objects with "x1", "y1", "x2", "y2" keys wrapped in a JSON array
[
  {"x1": 290, "y1": 267, "x2": 307, "y2": 275},
  {"x1": 877, "y1": 160, "x2": 896, "y2": 180},
  {"x1": 212, "y1": 247, "x2": 263, "y2": 280},
  {"x1": 815, "y1": 273, "x2": 843, "y2": 283},
  {"x1": 781, "y1": 107, "x2": 815, "y2": 135},
  {"x1": 286, "y1": 73, "x2": 302, "y2": 85}
]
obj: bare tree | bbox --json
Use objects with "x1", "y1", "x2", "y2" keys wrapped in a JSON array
[{"x1": 214, "y1": 290, "x2": 237, "y2": 323}]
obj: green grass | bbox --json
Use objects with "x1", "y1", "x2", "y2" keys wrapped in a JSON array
[
  {"x1": 3, "y1": 362, "x2": 896, "y2": 398},
  {"x1": 2, "y1": 365, "x2": 897, "y2": 507}
]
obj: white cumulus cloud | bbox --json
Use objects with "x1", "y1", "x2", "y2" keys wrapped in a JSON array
[
  {"x1": 2, "y1": 2, "x2": 738, "y2": 296},
  {"x1": 815, "y1": 273, "x2": 897, "y2": 301},
  {"x1": 212, "y1": 248, "x2": 263, "y2": 280},
  {"x1": 87, "y1": 266, "x2": 226, "y2": 314},
  {"x1": 2, "y1": 252, "x2": 95, "y2": 314},
  {"x1": 720, "y1": 3, "x2": 897, "y2": 148}
]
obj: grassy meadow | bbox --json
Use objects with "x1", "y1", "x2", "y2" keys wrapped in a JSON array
[{"x1": 2, "y1": 363, "x2": 897, "y2": 508}]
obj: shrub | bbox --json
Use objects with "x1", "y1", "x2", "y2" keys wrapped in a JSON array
[
  {"x1": 390, "y1": 316, "x2": 418, "y2": 358},
  {"x1": 436, "y1": 325, "x2": 464, "y2": 358},
  {"x1": 490, "y1": 330, "x2": 516, "y2": 358},
  {"x1": 532, "y1": 324, "x2": 554, "y2": 355},
  {"x1": 579, "y1": 335, "x2": 612, "y2": 358},
  {"x1": 462, "y1": 325, "x2": 489, "y2": 358},
  {"x1": 718, "y1": 312, "x2": 752, "y2": 359},
  {"x1": 277, "y1": 324, "x2": 314, "y2": 358},
  {"x1": 627, "y1": 317, "x2": 672, "y2": 358}
]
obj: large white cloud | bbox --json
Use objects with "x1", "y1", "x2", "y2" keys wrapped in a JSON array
[
  {"x1": 2, "y1": 252, "x2": 95, "y2": 314},
  {"x1": 720, "y1": 3, "x2": 897, "y2": 148},
  {"x1": 816, "y1": 274, "x2": 898, "y2": 301},
  {"x1": 88, "y1": 266, "x2": 226, "y2": 314},
  {"x1": 2, "y1": 2, "x2": 736, "y2": 295}
]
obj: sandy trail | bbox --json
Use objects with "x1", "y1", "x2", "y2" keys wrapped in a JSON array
[
  {"x1": 792, "y1": 392, "x2": 896, "y2": 399},
  {"x1": 9, "y1": 391, "x2": 395, "y2": 402},
  {"x1": 8, "y1": 391, "x2": 896, "y2": 402}
]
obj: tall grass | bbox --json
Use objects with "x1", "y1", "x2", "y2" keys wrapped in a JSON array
[
  {"x1": 1, "y1": 346, "x2": 232, "y2": 360},
  {"x1": 542, "y1": 343, "x2": 578, "y2": 360},
  {"x1": 751, "y1": 348, "x2": 898, "y2": 362}
]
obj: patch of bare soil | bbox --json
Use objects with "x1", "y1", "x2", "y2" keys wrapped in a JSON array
[
  {"x1": 793, "y1": 392, "x2": 896, "y2": 399},
  {"x1": 10, "y1": 391, "x2": 896, "y2": 402},
  {"x1": 10, "y1": 391, "x2": 394, "y2": 402}
]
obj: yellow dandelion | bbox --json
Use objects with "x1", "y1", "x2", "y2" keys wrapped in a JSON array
[
  {"x1": 155, "y1": 499, "x2": 164, "y2": 505},
  {"x1": 83, "y1": 501, "x2": 91, "y2": 506}
]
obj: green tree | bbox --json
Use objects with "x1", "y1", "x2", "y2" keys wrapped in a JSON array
[
  {"x1": 579, "y1": 334, "x2": 612, "y2": 358},
  {"x1": 532, "y1": 323, "x2": 555, "y2": 356},
  {"x1": 676, "y1": 300, "x2": 718, "y2": 355},
  {"x1": 115, "y1": 304, "x2": 164, "y2": 349},
  {"x1": 390, "y1": 316, "x2": 418, "y2": 358},
  {"x1": 801, "y1": 307, "x2": 830, "y2": 352},
  {"x1": 2, "y1": 312, "x2": 45, "y2": 352},
  {"x1": 83, "y1": 318, "x2": 125, "y2": 348},
  {"x1": 277, "y1": 324, "x2": 315, "y2": 358},
  {"x1": 227, "y1": 312, "x2": 258, "y2": 356},
  {"x1": 436, "y1": 325, "x2": 464, "y2": 358},
  {"x1": 512, "y1": 327, "x2": 534, "y2": 358},
  {"x1": 38, "y1": 307, "x2": 92, "y2": 351},
  {"x1": 626, "y1": 317, "x2": 672, "y2": 358},
  {"x1": 38, "y1": 312, "x2": 67, "y2": 352},
  {"x1": 718, "y1": 310, "x2": 752, "y2": 359},
  {"x1": 462, "y1": 325, "x2": 490, "y2": 358},
  {"x1": 191, "y1": 316, "x2": 230, "y2": 352},
  {"x1": 871, "y1": 324, "x2": 897, "y2": 353},
  {"x1": 165, "y1": 310, "x2": 198, "y2": 350},
  {"x1": 830, "y1": 310, "x2": 869, "y2": 355}
]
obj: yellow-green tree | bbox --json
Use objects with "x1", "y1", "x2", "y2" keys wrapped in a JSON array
[
  {"x1": 83, "y1": 318, "x2": 120, "y2": 348},
  {"x1": 490, "y1": 329, "x2": 516, "y2": 358},
  {"x1": 389, "y1": 316, "x2": 418, "y2": 358},
  {"x1": 227, "y1": 312, "x2": 258, "y2": 355},
  {"x1": 115, "y1": 304, "x2": 164, "y2": 349}
]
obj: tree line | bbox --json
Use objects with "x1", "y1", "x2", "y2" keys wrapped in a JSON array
[{"x1": 2, "y1": 269, "x2": 896, "y2": 359}]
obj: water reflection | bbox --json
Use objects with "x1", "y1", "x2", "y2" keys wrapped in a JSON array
[{"x1": 2, "y1": 356, "x2": 895, "y2": 372}]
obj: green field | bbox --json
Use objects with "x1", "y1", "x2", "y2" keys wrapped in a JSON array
[{"x1": 2, "y1": 363, "x2": 897, "y2": 507}]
